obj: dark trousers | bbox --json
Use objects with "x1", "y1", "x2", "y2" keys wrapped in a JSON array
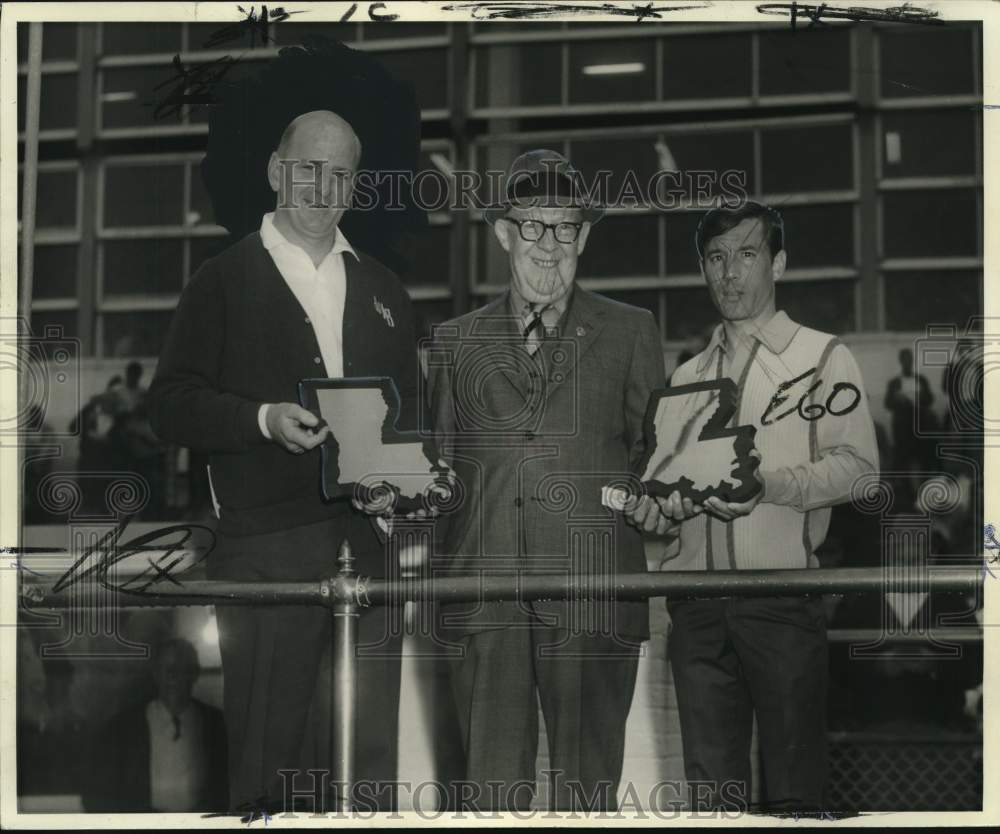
[
  {"x1": 667, "y1": 596, "x2": 829, "y2": 813},
  {"x1": 449, "y1": 625, "x2": 640, "y2": 812},
  {"x1": 208, "y1": 515, "x2": 402, "y2": 813}
]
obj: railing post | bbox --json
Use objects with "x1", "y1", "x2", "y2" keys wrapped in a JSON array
[{"x1": 330, "y1": 538, "x2": 358, "y2": 812}]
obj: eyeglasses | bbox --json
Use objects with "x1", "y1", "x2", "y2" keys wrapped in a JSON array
[{"x1": 502, "y1": 218, "x2": 584, "y2": 244}]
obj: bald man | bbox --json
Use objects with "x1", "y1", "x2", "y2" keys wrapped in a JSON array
[{"x1": 149, "y1": 111, "x2": 420, "y2": 813}]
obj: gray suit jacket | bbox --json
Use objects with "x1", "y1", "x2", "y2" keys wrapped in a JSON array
[{"x1": 428, "y1": 287, "x2": 665, "y2": 640}]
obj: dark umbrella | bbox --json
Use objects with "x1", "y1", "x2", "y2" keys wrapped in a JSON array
[{"x1": 201, "y1": 36, "x2": 427, "y2": 273}]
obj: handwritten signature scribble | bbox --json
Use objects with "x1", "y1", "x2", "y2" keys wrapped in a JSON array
[
  {"x1": 152, "y1": 4, "x2": 299, "y2": 120},
  {"x1": 45, "y1": 515, "x2": 216, "y2": 596},
  {"x1": 756, "y1": 2, "x2": 945, "y2": 29},
  {"x1": 153, "y1": 54, "x2": 239, "y2": 120},
  {"x1": 201, "y1": 4, "x2": 302, "y2": 50},
  {"x1": 439, "y1": 2, "x2": 710, "y2": 22},
  {"x1": 150, "y1": 3, "x2": 403, "y2": 121},
  {"x1": 760, "y1": 367, "x2": 861, "y2": 426}
]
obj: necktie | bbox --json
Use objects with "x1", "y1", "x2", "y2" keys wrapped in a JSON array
[{"x1": 523, "y1": 304, "x2": 551, "y2": 355}]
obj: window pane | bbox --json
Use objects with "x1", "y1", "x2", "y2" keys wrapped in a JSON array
[
  {"x1": 879, "y1": 27, "x2": 977, "y2": 98},
  {"x1": 762, "y1": 123, "x2": 853, "y2": 193},
  {"x1": 779, "y1": 279, "x2": 856, "y2": 334},
  {"x1": 38, "y1": 170, "x2": 78, "y2": 228},
  {"x1": 882, "y1": 189, "x2": 978, "y2": 259},
  {"x1": 577, "y1": 215, "x2": 658, "y2": 278},
  {"x1": 759, "y1": 28, "x2": 851, "y2": 96},
  {"x1": 104, "y1": 164, "x2": 184, "y2": 228},
  {"x1": 664, "y1": 287, "x2": 718, "y2": 341},
  {"x1": 884, "y1": 271, "x2": 981, "y2": 331},
  {"x1": 599, "y1": 289, "x2": 661, "y2": 327},
  {"x1": 19, "y1": 73, "x2": 78, "y2": 131},
  {"x1": 419, "y1": 147, "x2": 454, "y2": 179},
  {"x1": 189, "y1": 236, "x2": 231, "y2": 273},
  {"x1": 881, "y1": 110, "x2": 977, "y2": 179},
  {"x1": 101, "y1": 65, "x2": 180, "y2": 128},
  {"x1": 474, "y1": 44, "x2": 562, "y2": 108},
  {"x1": 376, "y1": 49, "x2": 448, "y2": 110},
  {"x1": 43, "y1": 74, "x2": 78, "y2": 130},
  {"x1": 664, "y1": 211, "x2": 703, "y2": 275},
  {"x1": 101, "y1": 23, "x2": 182, "y2": 55},
  {"x1": 271, "y1": 23, "x2": 359, "y2": 46},
  {"x1": 569, "y1": 138, "x2": 661, "y2": 207},
  {"x1": 779, "y1": 203, "x2": 854, "y2": 269},
  {"x1": 360, "y1": 23, "x2": 446, "y2": 39},
  {"x1": 103, "y1": 240, "x2": 184, "y2": 296},
  {"x1": 19, "y1": 169, "x2": 78, "y2": 228},
  {"x1": 103, "y1": 311, "x2": 174, "y2": 357},
  {"x1": 661, "y1": 132, "x2": 755, "y2": 199},
  {"x1": 663, "y1": 33, "x2": 752, "y2": 100},
  {"x1": 31, "y1": 310, "x2": 78, "y2": 341},
  {"x1": 568, "y1": 40, "x2": 655, "y2": 104},
  {"x1": 396, "y1": 226, "x2": 452, "y2": 286},
  {"x1": 31, "y1": 245, "x2": 78, "y2": 298},
  {"x1": 18, "y1": 22, "x2": 78, "y2": 61}
]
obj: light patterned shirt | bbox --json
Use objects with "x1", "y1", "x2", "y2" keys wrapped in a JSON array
[{"x1": 667, "y1": 310, "x2": 879, "y2": 571}]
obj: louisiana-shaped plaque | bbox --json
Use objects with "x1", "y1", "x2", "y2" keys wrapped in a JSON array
[
  {"x1": 633, "y1": 378, "x2": 762, "y2": 505},
  {"x1": 298, "y1": 377, "x2": 451, "y2": 514}
]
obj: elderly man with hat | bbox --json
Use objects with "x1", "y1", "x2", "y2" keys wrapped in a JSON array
[{"x1": 428, "y1": 150, "x2": 666, "y2": 811}]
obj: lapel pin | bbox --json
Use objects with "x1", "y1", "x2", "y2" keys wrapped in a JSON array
[
  {"x1": 373, "y1": 297, "x2": 395, "y2": 328},
  {"x1": 576, "y1": 326, "x2": 586, "y2": 337}
]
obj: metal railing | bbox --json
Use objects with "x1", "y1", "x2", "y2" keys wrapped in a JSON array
[{"x1": 25, "y1": 540, "x2": 984, "y2": 812}]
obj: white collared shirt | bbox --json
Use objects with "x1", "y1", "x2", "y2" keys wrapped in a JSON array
[
  {"x1": 146, "y1": 699, "x2": 207, "y2": 812},
  {"x1": 256, "y1": 212, "x2": 359, "y2": 437}
]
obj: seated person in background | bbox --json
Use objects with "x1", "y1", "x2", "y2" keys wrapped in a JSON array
[
  {"x1": 17, "y1": 653, "x2": 90, "y2": 802},
  {"x1": 84, "y1": 638, "x2": 228, "y2": 813}
]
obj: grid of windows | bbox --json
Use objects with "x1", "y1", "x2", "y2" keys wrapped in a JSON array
[
  {"x1": 16, "y1": 20, "x2": 983, "y2": 355},
  {"x1": 472, "y1": 113, "x2": 861, "y2": 338}
]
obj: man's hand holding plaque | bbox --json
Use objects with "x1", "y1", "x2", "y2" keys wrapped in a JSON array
[
  {"x1": 298, "y1": 377, "x2": 457, "y2": 518},
  {"x1": 621, "y1": 491, "x2": 704, "y2": 535},
  {"x1": 608, "y1": 377, "x2": 764, "y2": 532}
]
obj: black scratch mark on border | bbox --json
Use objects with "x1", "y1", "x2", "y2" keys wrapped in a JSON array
[
  {"x1": 756, "y1": 2, "x2": 944, "y2": 28},
  {"x1": 440, "y1": 2, "x2": 710, "y2": 22}
]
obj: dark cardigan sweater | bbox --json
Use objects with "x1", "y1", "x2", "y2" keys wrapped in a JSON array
[{"x1": 148, "y1": 231, "x2": 421, "y2": 536}]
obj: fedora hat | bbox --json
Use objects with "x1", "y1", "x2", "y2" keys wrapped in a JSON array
[{"x1": 484, "y1": 149, "x2": 605, "y2": 226}]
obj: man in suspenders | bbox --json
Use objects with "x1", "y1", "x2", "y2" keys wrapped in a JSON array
[{"x1": 630, "y1": 201, "x2": 879, "y2": 812}]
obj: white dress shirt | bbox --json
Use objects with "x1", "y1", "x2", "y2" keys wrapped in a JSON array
[
  {"x1": 147, "y1": 699, "x2": 207, "y2": 812},
  {"x1": 257, "y1": 212, "x2": 359, "y2": 438}
]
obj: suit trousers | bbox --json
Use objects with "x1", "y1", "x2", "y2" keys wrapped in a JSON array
[
  {"x1": 207, "y1": 514, "x2": 402, "y2": 813},
  {"x1": 667, "y1": 596, "x2": 829, "y2": 812},
  {"x1": 449, "y1": 624, "x2": 640, "y2": 812}
]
